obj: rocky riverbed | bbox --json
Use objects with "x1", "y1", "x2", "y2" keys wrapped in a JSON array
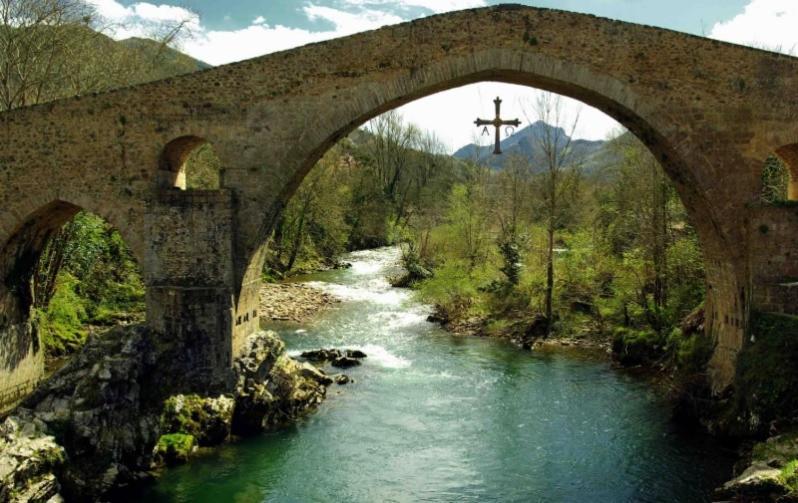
[
  {"x1": 259, "y1": 282, "x2": 340, "y2": 323},
  {"x1": 0, "y1": 327, "x2": 332, "y2": 502}
]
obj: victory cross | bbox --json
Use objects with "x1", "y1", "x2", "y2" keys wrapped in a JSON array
[{"x1": 474, "y1": 96, "x2": 521, "y2": 155}]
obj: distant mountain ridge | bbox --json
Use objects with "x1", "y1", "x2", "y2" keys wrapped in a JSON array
[{"x1": 453, "y1": 120, "x2": 611, "y2": 172}]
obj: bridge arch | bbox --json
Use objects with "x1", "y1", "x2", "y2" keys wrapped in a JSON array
[
  {"x1": 236, "y1": 48, "x2": 744, "y2": 389},
  {"x1": 0, "y1": 197, "x2": 146, "y2": 410}
]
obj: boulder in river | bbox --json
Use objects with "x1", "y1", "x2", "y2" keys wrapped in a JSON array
[
  {"x1": 713, "y1": 462, "x2": 789, "y2": 501},
  {"x1": 333, "y1": 374, "x2": 352, "y2": 385},
  {"x1": 232, "y1": 334, "x2": 327, "y2": 436},
  {"x1": 332, "y1": 357, "x2": 361, "y2": 369},
  {"x1": 300, "y1": 349, "x2": 341, "y2": 363},
  {"x1": 159, "y1": 394, "x2": 235, "y2": 447},
  {"x1": 299, "y1": 348, "x2": 367, "y2": 365}
]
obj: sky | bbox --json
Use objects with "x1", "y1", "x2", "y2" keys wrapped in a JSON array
[{"x1": 88, "y1": 0, "x2": 798, "y2": 152}]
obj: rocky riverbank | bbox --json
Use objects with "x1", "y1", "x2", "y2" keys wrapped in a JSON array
[
  {"x1": 259, "y1": 282, "x2": 340, "y2": 323},
  {"x1": 426, "y1": 308, "x2": 612, "y2": 353},
  {"x1": 0, "y1": 327, "x2": 332, "y2": 502}
]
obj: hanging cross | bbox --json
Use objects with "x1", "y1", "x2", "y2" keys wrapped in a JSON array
[{"x1": 474, "y1": 97, "x2": 521, "y2": 155}]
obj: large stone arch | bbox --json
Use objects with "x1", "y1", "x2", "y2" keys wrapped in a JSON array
[{"x1": 230, "y1": 35, "x2": 768, "y2": 391}]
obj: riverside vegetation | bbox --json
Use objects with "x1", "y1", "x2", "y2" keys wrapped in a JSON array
[{"x1": 2, "y1": 0, "x2": 798, "y2": 501}]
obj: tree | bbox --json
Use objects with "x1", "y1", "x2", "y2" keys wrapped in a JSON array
[
  {"x1": 363, "y1": 111, "x2": 420, "y2": 224},
  {"x1": 0, "y1": 0, "x2": 197, "y2": 111},
  {"x1": 524, "y1": 92, "x2": 584, "y2": 335},
  {"x1": 0, "y1": 0, "x2": 95, "y2": 110}
]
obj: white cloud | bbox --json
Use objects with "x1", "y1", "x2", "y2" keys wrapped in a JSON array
[
  {"x1": 176, "y1": 5, "x2": 401, "y2": 66},
  {"x1": 303, "y1": 5, "x2": 403, "y2": 33},
  {"x1": 89, "y1": 0, "x2": 404, "y2": 65},
  {"x1": 710, "y1": 0, "x2": 798, "y2": 54},
  {"x1": 88, "y1": 0, "x2": 200, "y2": 39}
]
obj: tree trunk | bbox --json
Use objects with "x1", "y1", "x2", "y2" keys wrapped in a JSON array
[
  {"x1": 544, "y1": 223, "x2": 555, "y2": 337},
  {"x1": 286, "y1": 210, "x2": 307, "y2": 272}
]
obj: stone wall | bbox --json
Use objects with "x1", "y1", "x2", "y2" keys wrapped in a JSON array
[
  {"x1": 0, "y1": 324, "x2": 42, "y2": 414},
  {"x1": 750, "y1": 205, "x2": 798, "y2": 316}
]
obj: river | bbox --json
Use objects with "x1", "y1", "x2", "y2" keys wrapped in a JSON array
[{"x1": 137, "y1": 247, "x2": 734, "y2": 502}]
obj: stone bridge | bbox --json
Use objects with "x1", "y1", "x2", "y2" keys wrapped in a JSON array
[{"x1": 1, "y1": 5, "x2": 797, "y2": 395}]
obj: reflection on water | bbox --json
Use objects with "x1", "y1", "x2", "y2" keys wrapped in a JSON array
[{"x1": 137, "y1": 247, "x2": 733, "y2": 503}]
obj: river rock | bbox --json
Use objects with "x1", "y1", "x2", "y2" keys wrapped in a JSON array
[
  {"x1": 159, "y1": 394, "x2": 235, "y2": 447},
  {"x1": 232, "y1": 333, "x2": 327, "y2": 435},
  {"x1": 259, "y1": 283, "x2": 340, "y2": 323},
  {"x1": 332, "y1": 356, "x2": 361, "y2": 369},
  {"x1": 300, "y1": 349, "x2": 342, "y2": 363},
  {"x1": 299, "y1": 363, "x2": 334, "y2": 386},
  {"x1": 152, "y1": 433, "x2": 196, "y2": 467},
  {"x1": 0, "y1": 414, "x2": 65, "y2": 503},
  {"x1": 714, "y1": 462, "x2": 789, "y2": 501},
  {"x1": 333, "y1": 374, "x2": 352, "y2": 385},
  {"x1": 299, "y1": 348, "x2": 367, "y2": 365}
]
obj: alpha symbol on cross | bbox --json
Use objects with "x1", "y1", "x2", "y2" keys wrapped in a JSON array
[{"x1": 474, "y1": 97, "x2": 521, "y2": 155}]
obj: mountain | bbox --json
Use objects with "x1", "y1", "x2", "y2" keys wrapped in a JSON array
[{"x1": 453, "y1": 121, "x2": 610, "y2": 172}]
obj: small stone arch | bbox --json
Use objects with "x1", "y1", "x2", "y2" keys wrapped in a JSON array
[{"x1": 158, "y1": 136, "x2": 222, "y2": 190}]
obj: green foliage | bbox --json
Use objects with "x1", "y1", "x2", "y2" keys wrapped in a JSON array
[
  {"x1": 498, "y1": 239, "x2": 521, "y2": 286},
  {"x1": 35, "y1": 212, "x2": 145, "y2": 357},
  {"x1": 403, "y1": 131, "x2": 706, "y2": 354},
  {"x1": 417, "y1": 260, "x2": 491, "y2": 321},
  {"x1": 184, "y1": 143, "x2": 221, "y2": 190},
  {"x1": 611, "y1": 327, "x2": 664, "y2": 366},
  {"x1": 265, "y1": 125, "x2": 471, "y2": 276},
  {"x1": 154, "y1": 433, "x2": 196, "y2": 465},
  {"x1": 34, "y1": 274, "x2": 88, "y2": 356},
  {"x1": 666, "y1": 327, "x2": 714, "y2": 374},
  {"x1": 734, "y1": 312, "x2": 798, "y2": 431},
  {"x1": 780, "y1": 460, "x2": 798, "y2": 491}
]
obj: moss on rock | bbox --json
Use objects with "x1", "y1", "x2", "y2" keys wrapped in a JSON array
[
  {"x1": 160, "y1": 394, "x2": 234, "y2": 446},
  {"x1": 153, "y1": 433, "x2": 196, "y2": 466},
  {"x1": 717, "y1": 430, "x2": 798, "y2": 501}
]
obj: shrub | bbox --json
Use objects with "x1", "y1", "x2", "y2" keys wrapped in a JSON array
[
  {"x1": 611, "y1": 327, "x2": 665, "y2": 366},
  {"x1": 733, "y1": 312, "x2": 798, "y2": 434}
]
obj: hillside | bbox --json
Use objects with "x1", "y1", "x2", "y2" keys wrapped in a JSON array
[
  {"x1": 120, "y1": 37, "x2": 211, "y2": 75},
  {"x1": 0, "y1": 25, "x2": 210, "y2": 110}
]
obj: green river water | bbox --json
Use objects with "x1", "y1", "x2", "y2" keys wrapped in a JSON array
[{"x1": 136, "y1": 247, "x2": 734, "y2": 502}]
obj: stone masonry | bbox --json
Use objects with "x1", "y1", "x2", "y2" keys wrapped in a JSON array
[{"x1": 1, "y1": 5, "x2": 797, "y2": 395}]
